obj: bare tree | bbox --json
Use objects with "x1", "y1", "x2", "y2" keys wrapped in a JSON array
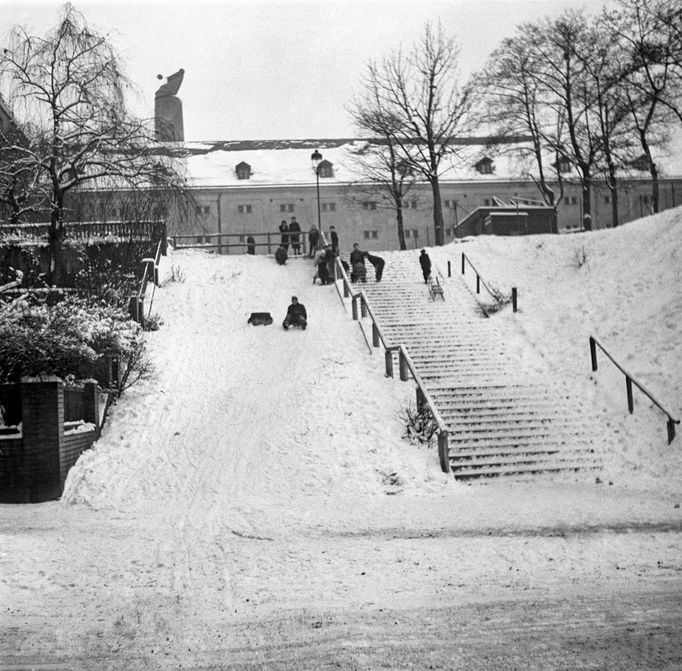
[
  {"x1": 481, "y1": 33, "x2": 559, "y2": 208},
  {"x1": 353, "y1": 22, "x2": 474, "y2": 246},
  {"x1": 347, "y1": 80, "x2": 417, "y2": 250},
  {"x1": 604, "y1": 0, "x2": 682, "y2": 212},
  {"x1": 0, "y1": 5, "x2": 193, "y2": 283}
]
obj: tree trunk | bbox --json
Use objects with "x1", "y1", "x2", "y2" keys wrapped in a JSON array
[
  {"x1": 430, "y1": 178, "x2": 444, "y2": 246},
  {"x1": 395, "y1": 196, "x2": 406, "y2": 251},
  {"x1": 581, "y1": 170, "x2": 592, "y2": 231},
  {"x1": 48, "y1": 206, "x2": 64, "y2": 286}
]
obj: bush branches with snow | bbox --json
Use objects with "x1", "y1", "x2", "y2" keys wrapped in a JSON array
[{"x1": 0, "y1": 294, "x2": 145, "y2": 384}]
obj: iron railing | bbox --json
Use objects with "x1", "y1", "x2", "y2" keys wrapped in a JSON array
[
  {"x1": 172, "y1": 231, "x2": 309, "y2": 256},
  {"x1": 451, "y1": 252, "x2": 518, "y2": 313},
  {"x1": 589, "y1": 335, "x2": 679, "y2": 444},
  {"x1": 128, "y1": 239, "x2": 163, "y2": 326},
  {"x1": 333, "y1": 256, "x2": 452, "y2": 472}
]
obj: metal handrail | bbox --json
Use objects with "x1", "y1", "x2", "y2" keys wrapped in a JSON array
[
  {"x1": 333, "y1": 256, "x2": 451, "y2": 472},
  {"x1": 590, "y1": 335, "x2": 679, "y2": 444},
  {"x1": 461, "y1": 252, "x2": 496, "y2": 298}
]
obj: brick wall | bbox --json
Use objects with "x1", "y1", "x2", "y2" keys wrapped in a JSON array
[{"x1": 0, "y1": 379, "x2": 104, "y2": 503}]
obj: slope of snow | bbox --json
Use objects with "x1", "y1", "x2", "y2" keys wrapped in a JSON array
[{"x1": 1, "y1": 211, "x2": 681, "y2": 667}]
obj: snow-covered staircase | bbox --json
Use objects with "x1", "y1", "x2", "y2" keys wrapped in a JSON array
[{"x1": 345, "y1": 250, "x2": 602, "y2": 479}]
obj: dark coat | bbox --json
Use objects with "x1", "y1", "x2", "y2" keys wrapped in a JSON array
[
  {"x1": 287, "y1": 302, "x2": 307, "y2": 321},
  {"x1": 275, "y1": 246, "x2": 288, "y2": 265},
  {"x1": 419, "y1": 252, "x2": 431, "y2": 273},
  {"x1": 350, "y1": 249, "x2": 366, "y2": 266},
  {"x1": 289, "y1": 220, "x2": 300, "y2": 242}
]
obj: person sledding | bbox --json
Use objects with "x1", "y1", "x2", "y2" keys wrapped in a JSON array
[{"x1": 282, "y1": 296, "x2": 307, "y2": 330}]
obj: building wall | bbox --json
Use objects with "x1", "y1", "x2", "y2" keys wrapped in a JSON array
[{"x1": 186, "y1": 176, "x2": 682, "y2": 252}]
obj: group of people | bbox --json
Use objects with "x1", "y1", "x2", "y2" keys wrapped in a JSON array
[
  {"x1": 349, "y1": 243, "x2": 385, "y2": 283},
  {"x1": 274, "y1": 219, "x2": 326, "y2": 265}
]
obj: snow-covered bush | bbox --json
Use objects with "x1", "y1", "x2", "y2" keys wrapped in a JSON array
[
  {"x1": 0, "y1": 294, "x2": 144, "y2": 385},
  {"x1": 399, "y1": 401, "x2": 438, "y2": 446}
]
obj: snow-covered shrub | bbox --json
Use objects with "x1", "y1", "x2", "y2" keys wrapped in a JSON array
[
  {"x1": 0, "y1": 294, "x2": 144, "y2": 385},
  {"x1": 165, "y1": 264, "x2": 185, "y2": 284},
  {"x1": 573, "y1": 244, "x2": 589, "y2": 269},
  {"x1": 74, "y1": 254, "x2": 138, "y2": 310},
  {"x1": 399, "y1": 401, "x2": 438, "y2": 446}
]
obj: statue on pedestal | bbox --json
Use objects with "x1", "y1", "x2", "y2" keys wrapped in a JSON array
[{"x1": 155, "y1": 69, "x2": 185, "y2": 142}]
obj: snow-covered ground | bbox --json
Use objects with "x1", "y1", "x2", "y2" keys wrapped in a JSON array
[{"x1": 1, "y1": 209, "x2": 681, "y2": 669}]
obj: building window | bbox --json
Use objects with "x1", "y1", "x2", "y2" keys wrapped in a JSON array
[
  {"x1": 445, "y1": 227, "x2": 452, "y2": 237},
  {"x1": 556, "y1": 157, "x2": 572, "y2": 174},
  {"x1": 604, "y1": 195, "x2": 610, "y2": 204},
  {"x1": 321, "y1": 202, "x2": 336, "y2": 212},
  {"x1": 235, "y1": 161, "x2": 252, "y2": 180},
  {"x1": 238, "y1": 204, "x2": 252, "y2": 214},
  {"x1": 362, "y1": 201, "x2": 377, "y2": 210},
  {"x1": 444, "y1": 199, "x2": 455, "y2": 209},
  {"x1": 408, "y1": 199, "x2": 417, "y2": 209},
  {"x1": 568, "y1": 196, "x2": 578, "y2": 205},
  {"x1": 196, "y1": 205, "x2": 210, "y2": 215},
  {"x1": 475, "y1": 157, "x2": 494, "y2": 174},
  {"x1": 318, "y1": 159, "x2": 334, "y2": 178},
  {"x1": 404, "y1": 229, "x2": 419, "y2": 239},
  {"x1": 483, "y1": 199, "x2": 491, "y2": 207},
  {"x1": 280, "y1": 203, "x2": 295, "y2": 213},
  {"x1": 363, "y1": 230, "x2": 378, "y2": 239}
]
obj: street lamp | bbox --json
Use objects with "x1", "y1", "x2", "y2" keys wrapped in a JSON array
[{"x1": 311, "y1": 149, "x2": 322, "y2": 235}]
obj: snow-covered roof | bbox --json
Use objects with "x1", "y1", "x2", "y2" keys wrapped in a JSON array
[{"x1": 179, "y1": 135, "x2": 682, "y2": 189}]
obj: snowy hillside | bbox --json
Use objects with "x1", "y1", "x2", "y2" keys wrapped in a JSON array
[{"x1": 3, "y1": 208, "x2": 681, "y2": 669}]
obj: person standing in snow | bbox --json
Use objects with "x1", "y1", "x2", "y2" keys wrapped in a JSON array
[
  {"x1": 275, "y1": 244, "x2": 288, "y2": 265},
  {"x1": 313, "y1": 246, "x2": 328, "y2": 284},
  {"x1": 419, "y1": 249, "x2": 431, "y2": 284},
  {"x1": 282, "y1": 296, "x2": 307, "y2": 330},
  {"x1": 329, "y1": 225, "x2": 339, "y2": 257},
  {"x1": 365, "y1": 252, "x2": 385, "y2": 282},
  {"x1": 308, "y1": 225, "x2": 320, "y2": 258},
  {"x1": 279, "y1": 220, "x2": 289, "y2": 251},
  {"x1": 350, "y1": 243, "x2": 367, "y2": 283},
  {"x1": 289, "y1": 216, "x2": 301, "y2": 255}
]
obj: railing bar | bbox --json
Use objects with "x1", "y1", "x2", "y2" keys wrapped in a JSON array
[{"x1": 591, "y1": 335, "x2": 680, "y2": 424}]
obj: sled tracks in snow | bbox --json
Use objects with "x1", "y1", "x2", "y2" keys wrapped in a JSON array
[{"x1": 348, "y1": 251, "x2": 602, "y2": 480}]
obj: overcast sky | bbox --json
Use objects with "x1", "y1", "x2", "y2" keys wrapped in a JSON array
[{"x1": 3, "y1": 0, "x2": 598, "y2": 141}]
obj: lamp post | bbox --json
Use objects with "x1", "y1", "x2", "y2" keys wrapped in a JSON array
[{"x1": 311, "y1": 150, "x2": 322, "y2": 236}]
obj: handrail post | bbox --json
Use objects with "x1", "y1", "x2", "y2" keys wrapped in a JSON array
[
  {"x1": 385, "y1": 350, "x2": 394, "y2": 378},
  {"x1": 476, "y1": 274, "x2": 480, "y2": 294},
  {"x1": 360, "y1": 295, "x2": 368, "y2": 318},
  {"x1": 438, "y1": 431, "x2": 450, "y2": 473},
  {"x1": 512, "y1": 287, "x2": 518, "y2": 312},
  {"x1": 447, "y1": 260, "x2": 451, "y2": 277},
  {"x1": 399, "y1": 348, "x2": 408, "y2": 381},
  {"x1": 351, "y1": 295, "x2": 359, "y2": 320},
  {"x1": 461, "y1": 253, "x2": 465, "y2": 275},
  {"x1": 626, "y1": 376, "x2": 634, "y2": 413},
  {"x1": 668, "y1": 418, "x2": 676, "y2": 444},
  {"x1": 589, "y1": 336, "x2": 598, "y2": 371},
  {"x1": 372, "y1": 322, "x2": 380, "y2": 347},
  {"x1": 343, "y1": 280, "x2": 350, "y2": 298},
  {"x1": 416, "y1": 386, "x2": 426, "y2": 412}
]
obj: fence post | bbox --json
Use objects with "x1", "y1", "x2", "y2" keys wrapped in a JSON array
[
  {"x1": 416, "y1": 386, "x2": 426, "y2": 411},
  {"x1": 438, "y1": 431, "x2": 451, "y2": 473},
  {"x1": 626, "y1": 376, "x2": 634, "y2": 413},
  {"x1": 476, "y1": 274, "x2": 480, "y2": 294},
  {"x1": 351, "y1": 295, "x2": 359, "y2": 320},
  {"x1": 267, "y1": 233, "x2": 272, "y2": 254},
  {"x1": 385, "y1": 350, "x2": 394, "y2": 378},
  {"x1": 461, "y1": 253, "x2": 465, "y2": 275},
  {"x1": 589, "y1": 337, "x2": 598, "y2": 371},
  {"x1": 668, "y1": 418, "x2": 676, "y2": 444},
  {"x1": 372, "y1": 322, "x2": 380, "y2": 347},
  {"x1": 399, "y1": 348, "x2": 408, "y2": 381},
  {"x1": 82, "y1": 381, "x2": 100, "y2": 429},
  {"x1": 447, "y1": 260, "x2": 451, "y2": 278},
  {"x1": 512, "y1": 287, "x2": 518, "y2": 312},
  {"x1": 343, "y1": 279, "x2": 350, "y2": 298}
]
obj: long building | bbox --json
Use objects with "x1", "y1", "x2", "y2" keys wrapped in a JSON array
[{"x1": 174, "y1": 135, "x2": 682, "y2": 253}]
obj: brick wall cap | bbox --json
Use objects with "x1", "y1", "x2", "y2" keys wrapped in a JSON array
[{"x1": 20, "y1": 375, "x2": 64, "y2": 383}]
